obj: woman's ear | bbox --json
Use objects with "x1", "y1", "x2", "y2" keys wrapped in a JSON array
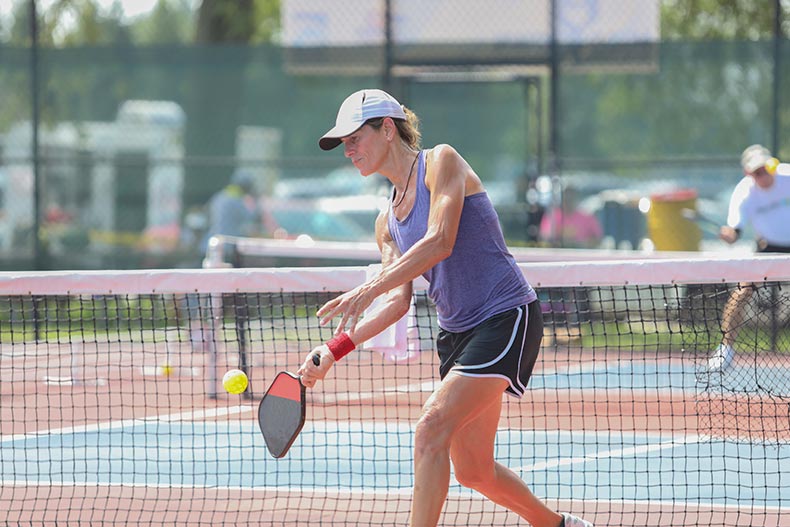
[{"x1": 383, "y1": 118, "x2": 395, "y2": 141}]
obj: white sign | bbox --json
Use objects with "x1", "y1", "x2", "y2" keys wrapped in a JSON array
[{"x1": 282, "y1": 0, "x2": 659, "y2": 47}]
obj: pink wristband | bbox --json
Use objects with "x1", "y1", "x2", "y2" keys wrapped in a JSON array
[{"x1": 326, "y1": 332, "x2": 355, "y2": 361}]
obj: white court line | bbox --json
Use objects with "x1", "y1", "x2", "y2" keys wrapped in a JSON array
[
  {"x1": 320, "y1": 380, "x2": 435, "y2": 404},
  {"x1": 0, "y1": 405, "x2": 254, "y2": 444},
  {"x1": 515, "y1": 434, "x2": 705, "y2": 472},
  {"x1": 1, "y1": 478, "x2": 788, "y2": 514},
  {"x1": 535, "y1": 361, "x2": 609, "y2": 376},
  {"x1": 322, "y1": 362, "x2": 699, "y2": 404}
]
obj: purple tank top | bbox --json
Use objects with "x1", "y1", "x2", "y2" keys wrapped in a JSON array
[{"x1": 387, "y1": 150, "x2": 537, "y2": 332}]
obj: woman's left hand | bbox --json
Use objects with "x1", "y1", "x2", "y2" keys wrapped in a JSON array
[{"x1": 317, "y1": 283, "x2": 377, "y2": 334}]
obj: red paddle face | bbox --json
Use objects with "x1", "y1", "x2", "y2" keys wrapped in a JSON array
[{"x1": 258, "y1": 372, "x2": 307, "y2": 458}]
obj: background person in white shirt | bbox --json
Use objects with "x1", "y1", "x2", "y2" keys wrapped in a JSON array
[{"x1": 706, "y1": 144, "x2": 790, "y2": 373}]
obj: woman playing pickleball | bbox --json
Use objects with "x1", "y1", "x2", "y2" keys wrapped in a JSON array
[{"x1": 298, "y1": 89, "x2": 593, "y2": 527}]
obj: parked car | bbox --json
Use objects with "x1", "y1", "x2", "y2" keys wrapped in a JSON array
[
  {"x1": 273, "y1": 167, "x2": 388, "y2": 200},
  {"x1": 261, "y1": 197, "x2": 374, "y2": 243}
]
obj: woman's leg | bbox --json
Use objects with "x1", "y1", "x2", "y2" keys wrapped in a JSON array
[
  {"x1": 409, "y1": 373, "x2": 561, "y2": 527},
  {"x1": 409, "y1": 373, "x2": 506, "y2": 526},
  {"x1": 720, "y1": 282, "x2": 755, "y2": 348},
  {"x1": 450, "y1": 391, "x2": 562, "y2": 527}
]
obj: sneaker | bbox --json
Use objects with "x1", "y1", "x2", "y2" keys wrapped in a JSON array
[
  {"x1": 562, "y1": 512, "x2": 594, "y2": 527},
  {"x1": 706, "y1": 344, "x2": 735, "y2": 372}
]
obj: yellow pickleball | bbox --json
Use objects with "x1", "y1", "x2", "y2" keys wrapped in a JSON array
[{"x1": 222, "y1": 369, "x2": 248, "y2": 394}]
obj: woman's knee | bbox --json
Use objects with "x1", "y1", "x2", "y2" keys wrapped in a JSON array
[
  {"x1": 413, "y1": 407, "x2": 452, "y2": 457},
  {"x1": 452, "y1": 456, "x2": 496, "y2": 490}
]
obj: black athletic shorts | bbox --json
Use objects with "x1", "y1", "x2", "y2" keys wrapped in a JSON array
[{"x1": 436, "y1": 300, "x2": 543, "y2": 398}]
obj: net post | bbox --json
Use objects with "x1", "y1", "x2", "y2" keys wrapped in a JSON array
[
  {"x1": 202, "y1": 235, "x2": 229, "y2": 269},
  {"x1": 201, "y1": 235, "x2": 234, "y2": 399},
  {"x1": 206, "y1": 294, "x2": 222, "y2": 399}
]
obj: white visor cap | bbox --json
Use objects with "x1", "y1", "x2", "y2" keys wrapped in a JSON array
[
  {"x1": 740, "y1": 144, "x2": 774, "y2": 173},
  {"x1": 319, "y1": 89, "x2": 407, "y2": 151}
]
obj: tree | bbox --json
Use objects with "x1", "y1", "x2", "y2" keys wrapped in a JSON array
[
  {"x1": 19, "y1": 0, "x2": 132, "y2": 46},
  {"x1": 59, "y1": 0, "x2": 132, "y2": 46},
  {"x1": 196, "y1": 0, "x2": 255, "y2": 43},
  {"x1": 7, "y1": 0, "x2": 34, "y2": 45},
  {"x1": 129, "y1": 0, "x2": 195, "y2": 45},
  {"x1": 661, "y1": 0, "x2": 788, "y2": 39},
  {"x1": 251, "y1": 0, "x2": 280, "y2": 43}
]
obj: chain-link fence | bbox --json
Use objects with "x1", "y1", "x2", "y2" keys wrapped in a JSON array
[{"x1": 0, "y1": 0, "x2": 787, "y2": 270}]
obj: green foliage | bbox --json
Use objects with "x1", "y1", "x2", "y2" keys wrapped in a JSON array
[
  {"x1": 0, "y1": 294, "x2": 183, "y2": 341},
  {"x1": 7, "y1": 0, "x2": 34, "y2": 45},
  {"x1": 661, "y1": 0, "x2": 787, "y2": 40},
  {"x1": 195, "y1": 0, "x2": 255, "y2": 43},
  {"x1": 1, "y1": 0, "x2": 211, "y2": 46},
  {"x1": 62, "y1": 0, "x2": 131, "y2": 46},
  {"x1": 130, "y1": 0, "x2": 195, "y2": 44},
  {"x1": 580, "y1": 320, "x2": 790, "y2": 355},
  {"x1": 559, "y1": 40, "x2": 781, "y2": 162},
  {"x1": 251, "y1": 0, "x2": 280, "y2": 43}
]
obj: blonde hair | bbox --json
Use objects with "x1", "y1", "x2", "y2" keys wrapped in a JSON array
[
  {"x1": 396, "y1": 106, "x2": 421, "y2": 150},
  {"x1": 366, "y1": 105, "x2": 421, "y2": 150}
]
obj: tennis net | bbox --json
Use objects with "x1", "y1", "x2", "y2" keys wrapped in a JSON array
[{"x1": 1, "y1": 256, "x2": 789, "y2": 526}]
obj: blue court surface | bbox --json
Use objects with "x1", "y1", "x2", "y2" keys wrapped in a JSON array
[
  {"x1": 2, "y1": 359, "x2": 788, "y2": 511},
  {"x1": 2, "y1": 420, "x2": 789, "y2": 509},
  {"x1": 529, "y1": 359, "x2": 790, "y2": 396}
]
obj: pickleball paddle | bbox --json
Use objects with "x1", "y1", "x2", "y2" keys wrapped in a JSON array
[{"x1": 258, "y1": 354, "x2": 320, "y2": 458}]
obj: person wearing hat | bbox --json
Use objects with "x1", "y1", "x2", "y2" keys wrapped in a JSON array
[
  {"x1": 705, "y1": 144, "x2": 790, "y2": 373},
  {"x1": 297, "y1": 89, "x2": 593, "y2": 527}
]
